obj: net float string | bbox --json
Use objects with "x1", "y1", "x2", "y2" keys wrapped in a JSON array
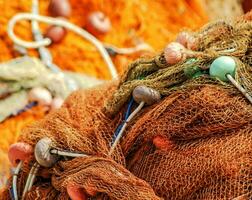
[
  {"x1": 50, "y1": 149, "x2": 87, "y2": 158},
  {"x1": 13, "y1": 48, "x2": 250, "y2": 200},
  {"x1": 109, "y1": 101, "x2": 145, "y2": 155},
  {"x1": 9, "y1": 0, "x2": 52, "y2": 121},
  {"x1": 27, "y1": 165, "x2": 39, "y2": 191},
  {"x1": 226, "y1": 74, "x2": 252, "y2": 104},
  {"x1": 7, "y1": 13, "x2": 118, "y2": 79},
  {"x1": 30, "y1": 0, "x2": 78, "y2": 91},
  {"x1": 19, "y1": 57, "x2": 252, "y2": 199},
  {"x1": 5, "y1": 1, "x2": 42, "y2": 121},
  {"x1": 104, "y1": 43, "x2": 153, "y2": 56},
  {"x1": 110, "y1": 97, "x2": 134, "y2": 145},
  {"x1": 31, "y1": 0, "x2": 61, "y2": 73},
  {"x1": 15, "y1": 66, "x2": 252, "y2": 199},
  {"x1": 12, "y1": 162, "x2": 22, "y2": 200},
  {"x1": 19, "y1": 86, "x2": 161, "y2": 197},
  {"x1": 164, "y1": 44, "x2": 252, "y2": 104},
  {"x1": 209, "y1": 56, "x2": 252, "y2": 105},
  {"x1": 109, "y1": 85, "x2": 161, "y2": 155},
  {"x1": 20, "y1": 137, "x2": 88, "y2": 199},
  {"x1": 18, "y1": 87, "x2": 158, "y2": 196},
  {"x1": 25, "y1": 148, "x2": 88, "y2": 196},
  {"x1": 8, "y1": 142, "x2": 33, "y2": 200},
  {"x1": 21, "y1": 162, "x2": 39, "y2": 200}
]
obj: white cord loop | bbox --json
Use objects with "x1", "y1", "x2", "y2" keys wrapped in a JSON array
[{"x1": 8, "y1": 13, "x2": 118, "y2": 79}]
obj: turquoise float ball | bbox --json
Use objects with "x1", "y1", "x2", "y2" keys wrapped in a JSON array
[{"x1": 209, "y1": 56, "x2": 236, "y2": 82}]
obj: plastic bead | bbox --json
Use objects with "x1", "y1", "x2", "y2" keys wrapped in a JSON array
[
  {"x1": 49, "y1": 0, "x2": 71, "y2": 18},
  {"x1": 67, "y1": 184, "x2": 88, "y2": 200},
  {"x1": 45, "y1": 25, "x2": 66, "y2": 43},
  {"x1": 34, "y1": 137, "x2": 58, "y2": 167},
  {"x1": 8, "y1": 142, "x2": 33, "y2": 166},
  {"x1": 176, "y1": 31, "x2": 197, "y2": 50},
  {"x1": 176, "y1": 32, "x2": 188, "y2": 47},
  {"x1": 164, "y1": 42, "x2": 186, "y2": 65},
  {"x1": 210, "y1": 56, "x2": 236, "y2": 82},
  {"x1": 28, "y1": 87, "x2": 52, "y2": 106},
  {"x1": 86, "y1": 11, "x2": 111, "y2": 35},
  {"x1": 133, "y1": 85, "x2": 161, "y2": 105}
]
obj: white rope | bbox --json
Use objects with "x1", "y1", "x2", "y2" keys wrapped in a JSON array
[
  {"x1": 109, "y1": 101, "x2": 145, "y2": 155},
  {"x1": 12, "y1": 162, "x2": 22, "y2": 200},
  {"x1": 226, "y1": 74, "x2": 252, "y2": 104},
  {"x1": 7, "y1": 13, "x2": 118, "y2": 79},
  {"x1": 27, "y1": 163, "x2": 40, "y2": 191},
  {"x1": 104, "y1": 43, "x2": 153, "y2": 55},
  {"x1": 31, "y1": 0, "x2": 60, "y2": 73},
  {"x1": 31, "y1": 0, "x2": 39, "y2": 33},
  {"x1": 50, "y1": 149, "x2": 88, "y2": 158},
  {"x1": 21, "y1": 162, "x2": 39, "y2": 200}
]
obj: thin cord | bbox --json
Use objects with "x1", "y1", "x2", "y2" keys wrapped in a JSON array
[
  {"x1": 27, "y1": 163, "x2": 39, "y2": 191},
  {"x1": 31, "y1": 0, "x2": 40, "y2": 37},
  {"x1": 226, "y1": 74, "x2": 252, "y2": 105},
  {"x1": 21, "y1": 162, "x2": 39, "y2": 200},
  {"x1": 50, "y1": 149, "x2": 88, "y2": 157},
  {"x1": 21, "y1": 166, "x2": 34, "y2": 199},
  {"x1": 111, "y1": 97, "x2": 134, "y2": 144},
  {"x1": 7, "y1": 13, "x2": 118, "y2": 79},
  {"x1": 31, "y1": 0, "x2": 61, "y2": 73},
  {"x1": 104, "y1": 43, "x2": 152, "y2": 55},
  {"x1": 12, "y1": 162, "x2": 22, "y2": 200},
  {"x1": 31, "y1": 0, "x2": 78, "y2": 90},
  {"x1": 109, "y1": 101, "x2": 145, "y2": 155},
  {"x1": 125, "y1": 97, "x2": 134, "y2": 119}
]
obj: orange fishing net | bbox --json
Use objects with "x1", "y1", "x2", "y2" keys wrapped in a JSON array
[
  {"x1": 0, "y1": 0, "x2": 208, "y2": 178},
  {"x1": 1, "y1": 11, "x2": 251, "y2": 200}
]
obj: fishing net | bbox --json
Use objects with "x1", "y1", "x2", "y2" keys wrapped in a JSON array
[
  {"x1": 1, "y1": 11, "x2": 252, "y2": 200},
  {"x1": 0, "y1": 0, "x2": 208, "y2": 182}
]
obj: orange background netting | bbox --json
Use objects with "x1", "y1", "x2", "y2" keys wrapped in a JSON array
[{"x1": 0, "y1": 0, "x2": 208, "y2": 177}]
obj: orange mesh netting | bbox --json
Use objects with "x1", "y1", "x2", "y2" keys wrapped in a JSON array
[
  {"x1": 1, "y1": 11, "x2": 251, "y2": 200},
  {"x1": 0, "y1": 0, "x2": 208, "y2": 178}
]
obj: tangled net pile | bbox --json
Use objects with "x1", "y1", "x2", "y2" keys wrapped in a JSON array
[
  {"x1": 1, "y1": 11, "x2": 252, "y2": 200},
  {"x1": 0, "y1": 0, "x2": 208, "y2": 176}
]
